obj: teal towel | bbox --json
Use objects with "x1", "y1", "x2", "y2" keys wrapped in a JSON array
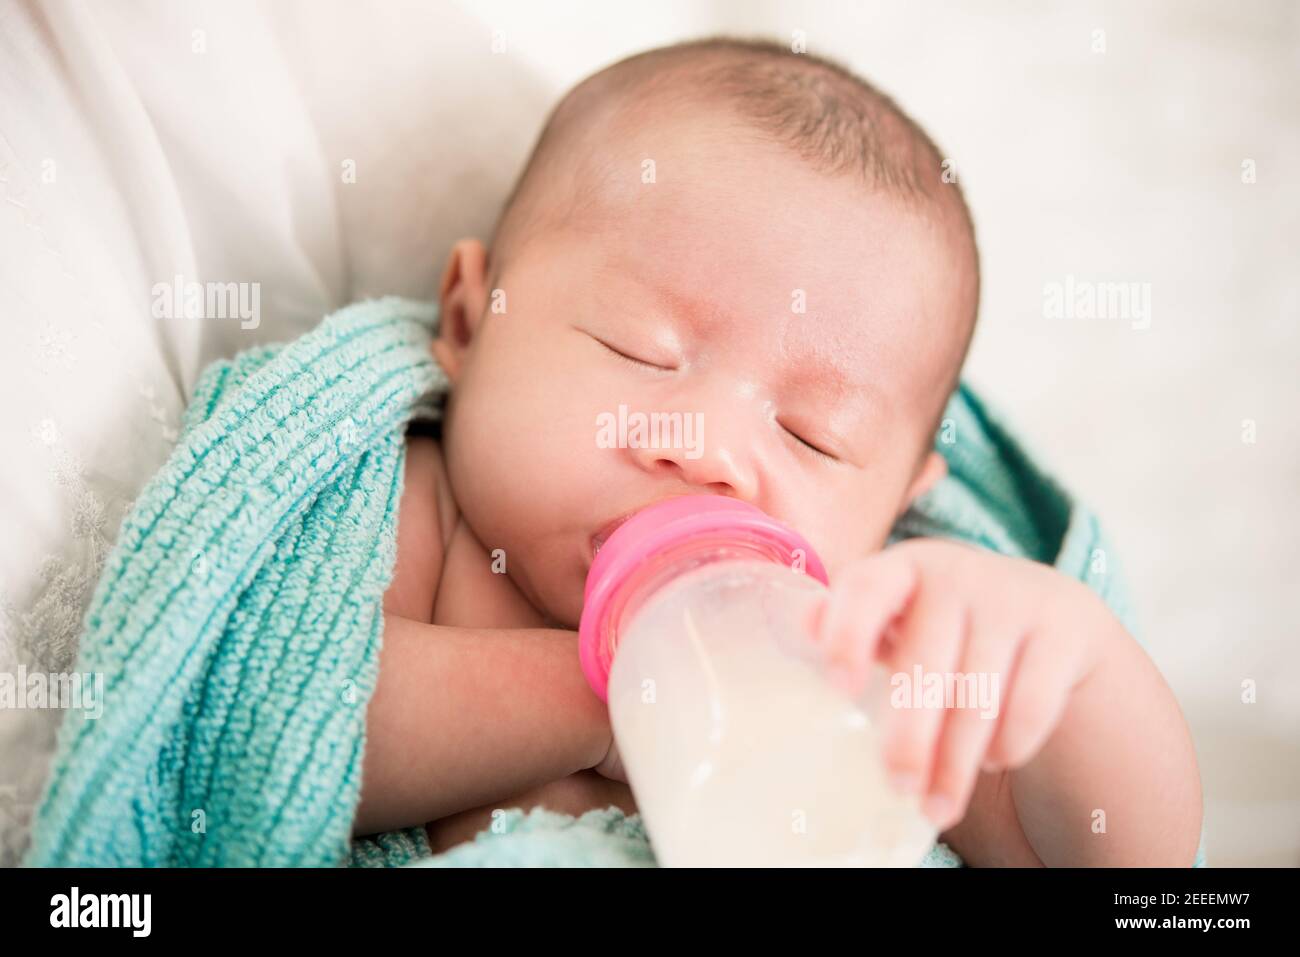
[
  {"x1": 25, "y1": 298, "x2": 443, "y2": 866},
  {"x1": 24, "y1": 297, "x2": 1205, "y2": 868}
]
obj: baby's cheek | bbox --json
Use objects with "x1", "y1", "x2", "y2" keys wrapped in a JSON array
[{"x1": 812, "y1": 498, "x2": 903, "y2": 574}]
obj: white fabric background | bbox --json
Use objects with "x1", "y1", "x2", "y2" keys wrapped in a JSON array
[{"x1": 0, "y1": 0, "x2": 1294, "y2": 866}]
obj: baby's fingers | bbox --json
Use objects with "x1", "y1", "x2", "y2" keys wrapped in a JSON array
[
  {"x1": 921, "y1": 626, "x2": 1023, "y2": 830},
  {"x1": 812, "y1": 552, "x2": 918, "y2": 696},
  {"x1": 983, "y1": 631, "x2": 1079, "y2": 772},
  {"x1": 876, "y1": 580, "x2": 967, "y2": 798}
]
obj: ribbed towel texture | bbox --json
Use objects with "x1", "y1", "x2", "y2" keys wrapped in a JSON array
[
  {"x1": 26, "y1": 298, "x2": 444, "y2": 866},
  {"x1": 24, "y1": 297, "x2": 1205, "y2": 868}
]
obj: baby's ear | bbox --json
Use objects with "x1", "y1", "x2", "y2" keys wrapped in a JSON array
[
  {"x1": 433, "y1": 238, "x2": 490, "y2": 381},
  {"x1": 900, "y1": 451, "x2": 948, "y2": 516}
]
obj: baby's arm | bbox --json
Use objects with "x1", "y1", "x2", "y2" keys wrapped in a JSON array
[
  {"x1": 950, "y1": 620, "x2": 1202, "y2": 866},
  {"x1": 812, "y1": 539, "x2": 1202, "y2": 867},
  {"x1": 352, "y1": 433, "x2": 610, "y2": 836},
  {"x1": 352, "y1": 615, "x2": 610, "y2": 836}
]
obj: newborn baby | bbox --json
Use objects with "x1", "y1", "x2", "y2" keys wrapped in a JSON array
[{"x1": 353, "y1": 37, "x2": 1202, "y2": 865}]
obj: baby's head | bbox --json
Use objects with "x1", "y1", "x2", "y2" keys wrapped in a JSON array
[{"x1": 433, "y1": 37, "x2": 979, "y2": 627}]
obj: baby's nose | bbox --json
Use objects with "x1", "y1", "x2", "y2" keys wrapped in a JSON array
[{"x1": 627, "y1": 408, "x2": 757, "y2": 500}]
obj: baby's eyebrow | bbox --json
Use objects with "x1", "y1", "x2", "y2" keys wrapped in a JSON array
[
  {"x1": 775, "y1": 316, "x2": 881, "y2": 405},
  {"x1": 788, "y1": 352, "x2": 880, "y2": 412},
  {"x1": 615, "y1": 266, "x2": 881, "y2": 407},
  {"x1": 627, "y1": 271, "x2": 727, "y2": 338}
]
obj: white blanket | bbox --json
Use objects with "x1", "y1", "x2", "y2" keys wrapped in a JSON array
[{"x1": 0, "y1": 0, "x2": 551, "y2": 864}]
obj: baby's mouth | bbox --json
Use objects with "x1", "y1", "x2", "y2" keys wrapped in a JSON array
[
  {"x1": 589, "y1": 492, "x2": 708, "y2": 561},
  {"x1": 590, "y1": 512, "x2": 636, "y2": 559}
]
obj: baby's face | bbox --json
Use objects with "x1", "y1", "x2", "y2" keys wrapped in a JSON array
[{"x1": 437, "y1": 112, "x2": 964, "y2": 627}]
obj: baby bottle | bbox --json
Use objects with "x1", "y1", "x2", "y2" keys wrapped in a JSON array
[{"x1": 578, "y1": 495, "x2": 937, "y2": 867}]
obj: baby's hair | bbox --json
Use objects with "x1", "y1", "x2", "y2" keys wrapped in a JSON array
[{"x1": 489, "y1": 36, "x2": 980, "y2": 460}]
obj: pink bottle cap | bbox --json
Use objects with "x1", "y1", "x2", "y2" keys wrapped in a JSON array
[{"x1": 578, "y1": 495, "x2": 828, "y2": 701}]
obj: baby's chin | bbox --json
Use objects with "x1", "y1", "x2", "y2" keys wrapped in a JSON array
[
  {"x1": 514, "y1": 564, "x2": 586, "y2": 632},
  {"x1": 537, "y1": 591, "x2": 583, "y2": 632}
]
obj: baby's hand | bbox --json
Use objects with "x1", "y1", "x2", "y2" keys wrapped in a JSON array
[
  {"x1": 592, "y1": 733, "x2": 628, "y2": 784},
  {"x1": 806, "y1": 538, "x2": 1116, "y2": 832}
]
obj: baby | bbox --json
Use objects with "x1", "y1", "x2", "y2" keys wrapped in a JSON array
[{"x1": 353, "y1": 37, "x2": 1203, "y2": 865}]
